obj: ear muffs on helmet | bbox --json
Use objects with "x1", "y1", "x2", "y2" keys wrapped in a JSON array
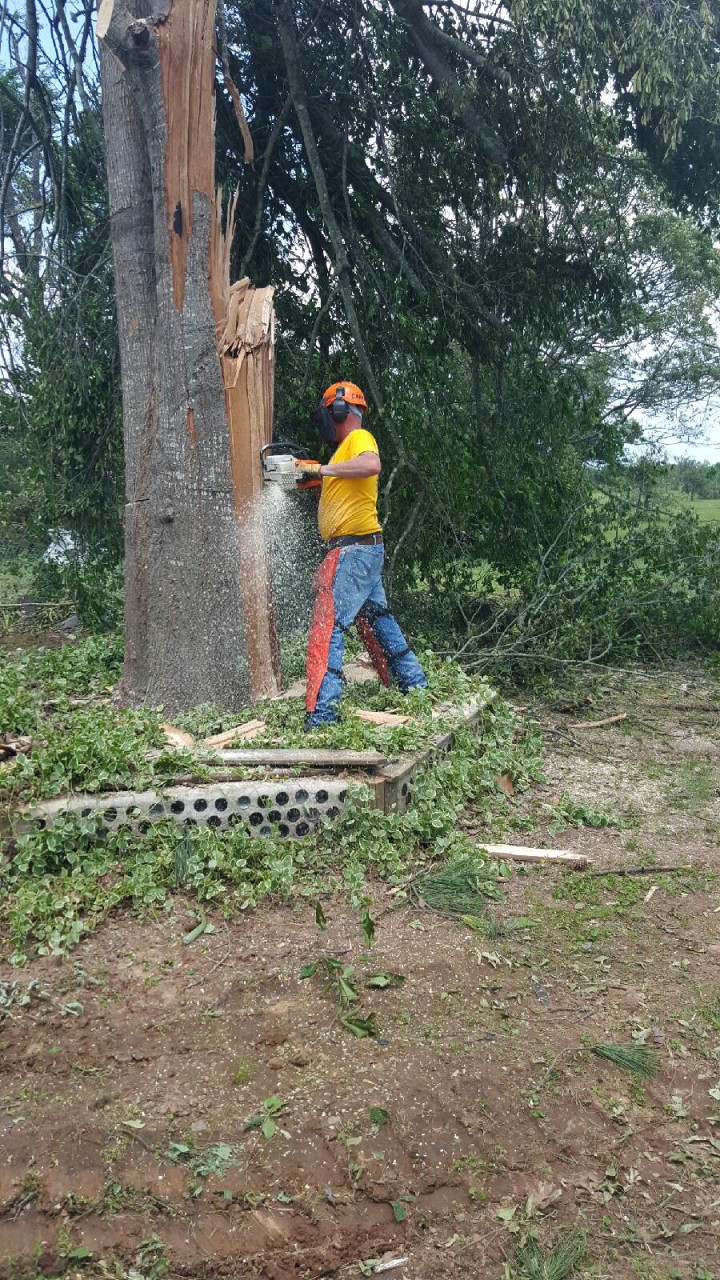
[
  {"x1": 311, "y1": 386, "x2": 350, "y2": 443},
  {"x1": 329, "y1": 386, "x2": 350, "y2": 423}
]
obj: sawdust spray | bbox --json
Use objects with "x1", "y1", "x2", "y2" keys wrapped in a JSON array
[{"x1": 254, "y1": 486, "x2": 322, "y2": 639}]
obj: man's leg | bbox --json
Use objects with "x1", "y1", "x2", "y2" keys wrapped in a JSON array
[
  {"x1": 358, "y1": 576, "x2": 427, "y2": 693},
  {"x1": 306, "y1": 545, "x2": 385, "y2": 726}
]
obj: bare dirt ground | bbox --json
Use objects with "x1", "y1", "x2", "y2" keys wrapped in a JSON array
[{"x1": 1, "y1": 666, "x2": 719, "y2": 1280}]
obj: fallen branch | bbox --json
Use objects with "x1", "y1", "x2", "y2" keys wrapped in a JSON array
[
  {"x1": 569, "y1": 713, "x2": 627, "y2": 729},
  {"x1": 587, "y1": 864, "x2": 692, "y2": 878},
  {"x1": 186, "y1": 951, "x2": 231, "y2": 989}
]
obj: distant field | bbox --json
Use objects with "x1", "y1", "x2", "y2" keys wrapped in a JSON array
[{"x1": 669, "y1": 493, "x2": 720, "y2": 524}]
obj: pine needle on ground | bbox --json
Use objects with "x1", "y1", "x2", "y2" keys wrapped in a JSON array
[
  {"x1": 409, "y1": 856, "x2": 501, "y2": 916},
  {"x1": 515, "y1": 1230, "x2": 586, "y2": 1280},
  {"x1": 591, "y1": 1043, "x2": 660, "y2": 1078}
]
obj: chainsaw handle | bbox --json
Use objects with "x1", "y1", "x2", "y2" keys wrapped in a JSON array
[
  {"x1": 295, "y1": 459, "x2": 322, "y2": 489},
  {"x1": 260, "y1": 441, "x2": 311, "y2": 463}
]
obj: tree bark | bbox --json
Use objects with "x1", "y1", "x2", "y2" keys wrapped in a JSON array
[{"x1": 98, "y1": 0, "x2": 279, "y2": 712}]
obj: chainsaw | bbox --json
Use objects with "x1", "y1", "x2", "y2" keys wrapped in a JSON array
[{"x1": 260, "y1": 442, "x2": 322, "y2": 491}]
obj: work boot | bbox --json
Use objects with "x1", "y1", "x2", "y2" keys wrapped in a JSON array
[{"x1": 303, "y1": 714, "x2": 338, "y2": 732}]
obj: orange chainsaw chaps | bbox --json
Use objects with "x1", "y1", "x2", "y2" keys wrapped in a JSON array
[
  {"x1": 306, "y1": 549, "x2": 342, "y2": 713},
  {"x1": 356, "y1": 614, "x2": 391, "y2": 688}
]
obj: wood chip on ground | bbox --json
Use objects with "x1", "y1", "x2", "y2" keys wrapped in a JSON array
[
  {"x1": 353, "y1": 708, "x2": 410, "y2": 726},
  {"x1": 162, "y1": 724, "x2": 197, "y2": 749},
  {"x1": 202, "y1": 719, "x2": 266, "y2": 748}
]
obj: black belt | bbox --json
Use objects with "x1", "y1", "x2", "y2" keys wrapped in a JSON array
[{"x1": 328, "y1": 532, "x2": 384, "y2": 550}]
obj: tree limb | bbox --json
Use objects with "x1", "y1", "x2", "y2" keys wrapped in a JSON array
[{"x1": 216, "y1": 0, "x2": 254, "y2": 163}]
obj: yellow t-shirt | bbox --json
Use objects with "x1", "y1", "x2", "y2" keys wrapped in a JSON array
[{"x1": 317, "y1": 428, "x2": 382, "y2": 542}]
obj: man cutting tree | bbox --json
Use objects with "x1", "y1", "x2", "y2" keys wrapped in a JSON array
[{"x1": 298, "y1": 382, "x2": 427, "y2": 730}]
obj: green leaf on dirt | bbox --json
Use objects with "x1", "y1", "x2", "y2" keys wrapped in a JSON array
[
  {"x1": 390, "y1": 1199, "x2": 407, "y2": 1222},
  {"x1": 299, "y1": 962, "x2": 319, "y2": 980},
  {"x1": 315, "y1": 901, "x2": 327, "y2": 930},
  {"x1": 365, "y1": 972, "x2": 405, "y2": 989},
  {"x1": 183, "y1": 920, "x2": 208, "y2": 945},
  {"x1": 245, "y1": 1095, "x2": 285, "y2": 1135},
  {"x1": 67, "y1": 1247, "x2": 92, "y2": 1261},
  {"x1": 496, "y1": 1206, "x2": 517, "y2": 1223},
  {"x1": 341, "y1": 1011, "x2": 377, "y2": 1039},
  {"x1": 337, "y1": 974, "x2": 359, "y2": 1007},
  {"x1": 166, "y1": 1142, "x2": 191, "y2": 1161},
  {"x1": 370, "y1": 1107, "x2": 390, "y2": 1126},
  {"x1": 360, "y1": 908, "x2": 376, "y2": 947}
]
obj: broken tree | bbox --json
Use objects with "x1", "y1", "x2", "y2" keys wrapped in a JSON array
[{"x1": 98, "y1": 0, "x2": 279, "y2": 711}]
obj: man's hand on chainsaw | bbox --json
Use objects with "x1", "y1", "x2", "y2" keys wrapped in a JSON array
[{"x1": 295, "y1": 460, "x2": 323, "y2": 482}]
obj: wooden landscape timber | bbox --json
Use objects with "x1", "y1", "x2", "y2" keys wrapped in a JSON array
[
  {"x1": 208, "y1": 747, "x2": 388, "y2": 768},
  {"x1": 98, "y1": 0, "x2": 279, "y2": 712}
]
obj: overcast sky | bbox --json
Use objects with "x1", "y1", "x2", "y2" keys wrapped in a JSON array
[{"x1": 637, "y1": 391, "x2": 720, "y2": 463}]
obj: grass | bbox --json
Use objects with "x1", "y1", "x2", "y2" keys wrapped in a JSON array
[
  {"x1": 665, "y1": 759, "x2": 716, "y2": 814},
  {"x1": 672, "y1": 494, "x2": 720, "y2": 526}
]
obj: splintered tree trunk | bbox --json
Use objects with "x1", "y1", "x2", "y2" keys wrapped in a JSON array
[{"x1": 98, "y1": 0, "x2": 279, "y2": 712}]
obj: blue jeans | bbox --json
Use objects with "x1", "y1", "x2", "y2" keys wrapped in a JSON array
[{"x1": 306, "y1": 544, "x2": 427, "y2": 726}]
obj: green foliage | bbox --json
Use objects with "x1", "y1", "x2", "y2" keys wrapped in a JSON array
[
  {"x1": 1, "y1": 683, "x2": 541, "y2": 962},
  {"x1": 439, "y1": 493, "x2": 720, "y2": 677},
  {"x1": 0, "y1": 106, "x2": 123, "y2": 622},
  {"x1": 553, "y1": 866, "x2": 707, "y2": 912},
  {"x1": 244, "y1": 1096, "x2": 286, "y2": 1140},
  {"x1": 165, "y1": 1139, "x2": 237, "y2": 1179},
  {"x1": 545, "y1": 794, "x2": 618, "y2": 836},
  {"x1": 667, "y1": 458, "x2": 720, "y2": 503},
  {"x1": 0, "y1": 633, "x2": 123, "y2": 737},
  {"x1": 4, "y1": 704, "x2": 164, "y2": 801}
]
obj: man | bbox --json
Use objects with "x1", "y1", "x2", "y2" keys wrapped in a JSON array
[{"x1": 298, "y1": 381, "x2": 427, "y2": 729}]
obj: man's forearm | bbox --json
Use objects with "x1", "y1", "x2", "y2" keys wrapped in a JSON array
[{"x1": 321, "y1": 452, "x2": 381, "y2": 479}]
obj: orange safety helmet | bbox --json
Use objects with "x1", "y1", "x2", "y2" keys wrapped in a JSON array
[{"x1": 321, "y1": 381, "x2": 368, "y2": 410}]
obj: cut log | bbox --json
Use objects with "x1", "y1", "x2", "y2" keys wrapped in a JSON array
[
  {"x1": 208, "y1": 748, "x2": 388, "y2": 768},
  {"x1": 201, "y1": 719, "x2": 266, "y2": 748},
  {"x1": 477, "y1": 843, "x2": 589, "y2": 868}
]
